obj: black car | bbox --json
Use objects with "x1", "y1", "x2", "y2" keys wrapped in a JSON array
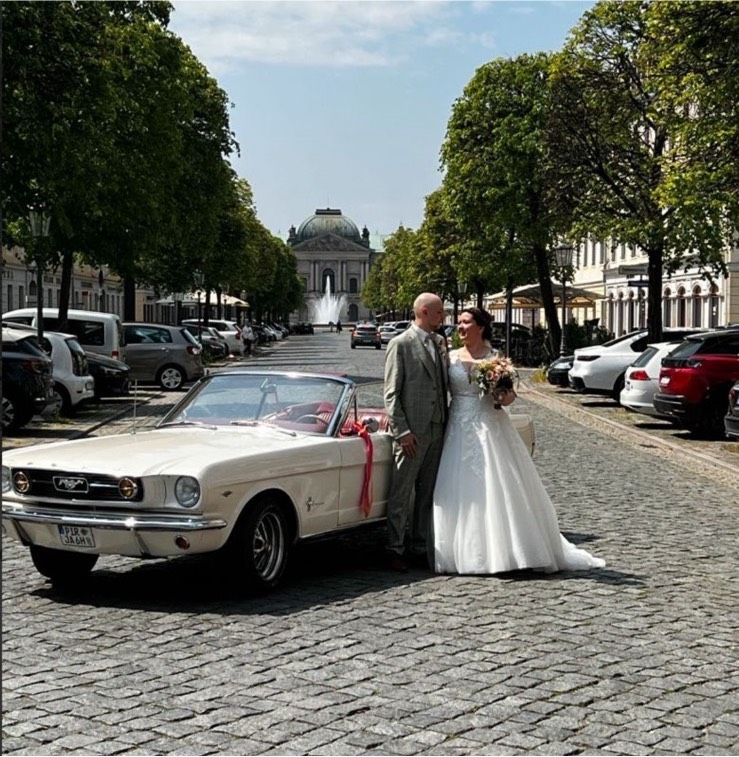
[
  {"x1": 2, "y1": 327, "x2": 55, "y2": 432},
  {"x1": 547, "y1": 355, "x2": 574, "y2": 387},
  {"x1": 85, "y1": 351, "x2": 131, "y2": 398},
  {"x1": 182, "y1": 325, "x2": 229, "y2": 360},
  {"x1": 724, "y1": 381, "x2": 739, "y2": 440}
]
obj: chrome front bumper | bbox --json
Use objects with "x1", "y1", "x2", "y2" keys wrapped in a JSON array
[
  {"x1": 2, "y1": 502, "x2": 226, "y2": 532},
  {"x1": 2, "y1": 502, "x2": 228, "y2": 557}
]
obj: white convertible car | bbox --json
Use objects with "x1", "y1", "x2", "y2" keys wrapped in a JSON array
[{"x1": 2, "y1": 371, "x2": 534, "y2": 590}]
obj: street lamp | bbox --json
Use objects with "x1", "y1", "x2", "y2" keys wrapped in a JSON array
[
  {"x1": 553, "y1": 242, "x2": 575, "y2": 357},
  {"x1": 28, "y1": 208, "x2": 51, "y2": 344},
  {"x1": 194, "y1": 270, "x2": 205, "y2": 328}
]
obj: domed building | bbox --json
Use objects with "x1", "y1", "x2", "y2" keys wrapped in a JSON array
[{"x1": 288, "y1": 208, "x2": 377, "y2": 323}]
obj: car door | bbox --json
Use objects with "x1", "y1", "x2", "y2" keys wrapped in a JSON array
[
  {"x1": 337, "y1": 415, "x2": 393, "y2": 526},
  {"x1": 123, "y1": 325, "x2": 173, "y2": 382}
]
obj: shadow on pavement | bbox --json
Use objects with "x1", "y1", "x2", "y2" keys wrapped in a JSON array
[{"x1": 32, "y1": 526, "x2": 641, "y2": 612}]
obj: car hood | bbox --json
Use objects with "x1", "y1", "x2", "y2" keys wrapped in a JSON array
[{"x1": 2, "y1": 427, "x2": 333, "y2": 477}]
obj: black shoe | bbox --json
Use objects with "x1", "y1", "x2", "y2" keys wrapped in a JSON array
[
  {"x1": 387, "y1": 554, "x2": 409, "y2": 572},
  {"x1": 408, "y1": 552, "x2": 430, "y2": 569}
]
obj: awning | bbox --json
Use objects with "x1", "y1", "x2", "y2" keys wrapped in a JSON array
[
  {"x1": 487, "y1": 282, "x2": 604, "y2": 308},
  {"x1": 156, "y1": 291, "x2": 249, "y2": 307}
]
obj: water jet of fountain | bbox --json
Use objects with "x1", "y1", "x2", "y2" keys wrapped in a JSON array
[{"x1": 311, "y1": 277, "x2": 347, "y2": 325}]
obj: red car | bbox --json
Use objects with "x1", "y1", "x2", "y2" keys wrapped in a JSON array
[{"x1": 654, "y1": 329, "x2": 739, "y2": 436}]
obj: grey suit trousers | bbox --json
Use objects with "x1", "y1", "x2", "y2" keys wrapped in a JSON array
[{"x1": 386, "y1": 421, "x2": 445, "y2": 559}]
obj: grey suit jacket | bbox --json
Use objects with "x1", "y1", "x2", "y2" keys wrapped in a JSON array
[{"x1": 383, "y1": 327, "x2": 448, "y2": 440}]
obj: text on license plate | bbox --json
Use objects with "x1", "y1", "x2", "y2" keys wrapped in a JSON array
[
  {"x1": 58, "y1": 525, "x2": 95, "y2": 548},
  {"x1": 660, "y1": 376, "x2": 670, "y2": 385}
]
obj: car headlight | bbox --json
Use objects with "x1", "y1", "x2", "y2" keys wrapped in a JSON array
[
  {"x1": 2, "y1": 466, "x2": 10, "y2": 494},
  {"x1": 175, "y1": 476, "x2": 200, "y2": 508}
]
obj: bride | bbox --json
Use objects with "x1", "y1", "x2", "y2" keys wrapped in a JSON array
[{"x1": 433, "y1": 307, "x2": 605, "y2": 575}]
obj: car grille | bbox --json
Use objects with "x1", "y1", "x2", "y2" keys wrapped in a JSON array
[{"x1": 10, "y1": 468, "x2": 144, "y2": 502}]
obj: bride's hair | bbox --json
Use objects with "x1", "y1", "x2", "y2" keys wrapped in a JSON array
[{"x1": 461, "y1": 307, "x2": 493, "y2": 342}]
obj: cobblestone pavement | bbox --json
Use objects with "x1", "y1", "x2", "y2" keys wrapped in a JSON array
[{"x1": 3, "y1": 332, "x2": 738, "y2": 756}]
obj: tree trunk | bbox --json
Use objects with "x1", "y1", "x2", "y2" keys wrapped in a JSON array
[
  {"x1": 57, "y1": 250, "x2": 73, "y2": 330},
  {"x1": 475, "y1": 279, "x2": 484, "y2": 310},
  {"x1": 533, "y1": 242, "x2": 560, "y2": 357},
  {"x1": 204, "y1": 290, "x2": 211, "y2": 326},
  {"x1": 646, "y1": 244, "x2": 663, "y2": 342},
  {"x1": 123, "y1": 277, "x2": 136, "y2": 321},
  {"x1": 505, "y1": 274, "x2": 514, "y2": 357}
]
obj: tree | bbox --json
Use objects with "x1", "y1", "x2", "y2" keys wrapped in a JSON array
[
  {"x1": 2, "y1": 2, "x2": 238, "y2": 323},
  {"x1": 550, "y1": 0, "x2": 731, "y2": 342},
  {"x1": 442, "y1": 54, "x2": 563, "y2": 353}
]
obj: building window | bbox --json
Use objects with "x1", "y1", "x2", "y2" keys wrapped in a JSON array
[
  {"x1": 607, "y1": 295, "x2": 615, "y2": 334},
  {"x1": 47, "y1": 288, "x2": 53, "y2": 307},
  {"x1": 320, "y1": 268, "x2": 336, "y2": 294},
  {"x1": 349, "y1": 277, "x2": 358, "y2": 294},
  {"x1": 6, "y1": 284, "x2": 12, "y2": 311},
  {"x1": 709, "y1": 284, "x2": 720, "y2": 328},
  {"x1": 348, "y1": 303, "x2": 358, "y2": 322},
  {"x1": 18, "y1": 285, "x2": 24, "y2": 308},
  {"x1": 599, "y1": 241, "x2": 605, "y2": 265},
  {"x1": 591, "y1": 239, "x2": 597, "y2": 267},
  {"x1": 676, "y1": 287, "x2": 686, "y2": 327},
  {"x1": 620, "y1": 243, "x2": 626, "y2": 260},
  {"x1": 617, "y1": 293, "x2": 625, "y2": 335},
  {"x1": 302, "y1": 277, "x2": 308, "y2": 292},
  {"x1": 627, "y1": 292, "x2": 635, "y2": 332},
  {"x1": 692, "y1": 286, "x2": 702, "y2": 328},
  {"x1": 663, "y1": 288, "x2": 672, "y2": 327}
]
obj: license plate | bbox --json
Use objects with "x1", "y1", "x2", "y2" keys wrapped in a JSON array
[
  {"x1": 660, "y1": 376, "x2": 670, "y2": 386},
  {"x1": 58, "y1": 525, "x2": 95, "y2": 548}
]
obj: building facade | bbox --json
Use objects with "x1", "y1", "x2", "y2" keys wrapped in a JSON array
[
  {"x1": 488, "y1": 235, "x2": 738, "y2": 336},
  {"x1": 287, "y1": 208, "x2": 376, "y2": 324}
]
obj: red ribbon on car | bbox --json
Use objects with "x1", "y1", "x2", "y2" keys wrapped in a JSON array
[{"x1": 350, "y1": 422, "x2": 374, "y2": 517}]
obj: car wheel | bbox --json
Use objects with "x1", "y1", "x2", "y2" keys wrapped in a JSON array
[
  {"x1": 54, "y1": 383, "x2": 74, "y2": 415},
  {"x1": 2, "y1": 393, "x2": 33, "y2": 432},
  {"x1": 157, "y1": 365, "x2": 185, "y2": 391},
  {"x1": 612, "y1": 374, "x2": 625, "y2": 403},
  {"x1": 30, "y1": 545, "x2": 98, "y2": 585},
  {"x1": 227, "y1": 498, "x2": 290, "y2": 591},
  {"x1": 351, "y1": 343, "x2": 356, "y2": 349}
]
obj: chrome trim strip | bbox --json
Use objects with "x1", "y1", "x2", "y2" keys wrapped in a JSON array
[{"x1": 2, "y1": 505, "x2": 226, "y2": 532}]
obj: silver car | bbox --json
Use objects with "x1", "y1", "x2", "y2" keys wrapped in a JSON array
[{"x1": 122, "y1": 323, "x2": 205, "y2": 390}]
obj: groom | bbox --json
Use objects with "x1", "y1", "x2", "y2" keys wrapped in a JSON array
[{"x1": 383, "y1": 292, "x2": 447, "y2": 571}]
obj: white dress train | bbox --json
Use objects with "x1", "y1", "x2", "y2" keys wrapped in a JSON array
[{"x1": 433, "y1": 350, "x2": 606, "y2": 575}]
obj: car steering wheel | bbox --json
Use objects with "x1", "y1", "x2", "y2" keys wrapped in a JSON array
[{"x1": 294, "y1": 414, "x2": 328, "y2": 427}]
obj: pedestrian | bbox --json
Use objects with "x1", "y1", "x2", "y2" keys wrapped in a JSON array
[
  {"x1": 241, "y1": 321, "x2": 254, "y2": 356},
  {"x1": 383, "y1": 292, "x2": 447, "y2": 571},
  {"x1": 336, "y1": 320, "x2": 342, "y2": 333}
]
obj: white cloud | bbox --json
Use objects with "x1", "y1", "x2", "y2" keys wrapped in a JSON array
[{"x1": 170, "y1": 0, "x2": 461, "y2": 70}]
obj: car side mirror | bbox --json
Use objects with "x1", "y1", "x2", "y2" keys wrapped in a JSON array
[{"x1": 362, "y1": 417, "x2": 380, "y2": 433}]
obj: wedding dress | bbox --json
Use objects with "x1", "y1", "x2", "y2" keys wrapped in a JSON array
[{"x1": 433, "y1": 349, "x2": 606, "y2": 575}]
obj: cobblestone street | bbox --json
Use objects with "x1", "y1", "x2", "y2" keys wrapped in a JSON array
[{"x1": 3, "y1": 333, "x2": 738, "y2": 755}]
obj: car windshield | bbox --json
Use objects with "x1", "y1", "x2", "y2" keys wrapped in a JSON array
[{"x1": 160, "y1": 372, "x2": 351, "y2": 436}]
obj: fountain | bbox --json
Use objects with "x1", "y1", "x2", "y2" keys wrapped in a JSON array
[{"x1": 311, "y1": 277, "x2": 347, "y2": 325}]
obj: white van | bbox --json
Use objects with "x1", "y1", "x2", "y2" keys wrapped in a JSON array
[{"x1": 2, "y1": 308, "x2": 125, "y2": 361}]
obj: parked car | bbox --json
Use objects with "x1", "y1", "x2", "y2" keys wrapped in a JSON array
[
  {"x1": 182, "y1": 324, "x2": 229, "y2": 360},
  {"x1": 724, "y1": 381, "x2": 739, "y2": 440},
  {"x1": 546, "y1": 355, "x2": 574, "y2": 387},
  {"x1": 3, "y1": 308, "x2": 125, "y2": 361},
  {"x1": 619, "y1": 341, "x2": 681, "y2": 418},
  {"x1": 1, "y1": 370, "x2": 535, "y2": 590},
  {"x1": 182, "y1": 319, "x2": 243, "y2": 356},
  {"x1": 379, "y1": 324, "x2": 397, "y2": 345},
  {"x1": 122, "y1": 323, "x2": 205, "y2": 391},
  {"x1": 4, "y1": 322, "x2": 96, "y2": 413},
  {"x1": 290, "y1": 322, "x2": 314, "y2": 335},
  {"x1": 351, "y1": 323, "x2": 381, "y2": 349},
  {"x1": 262, "y1": 324, "x2": 281, "y2": 341},
  {"x1": 653, "y1": 329, "x2": 739, "y2": 436},
  {"x1": 569, "y1": 328, "x2": 701, "y2": 401},
  {"x1": 1, "y1": 327, "x2": 56, "y2": 432},
  {"x1": 251, "y1": 324, "x2": 270, "y2": 345},
  {"x1": 85, "y1": 352, "x2": 131, "y2": 399},
  {"x1": 271, "y1": 323, "x2": 289, "y2": 338}
]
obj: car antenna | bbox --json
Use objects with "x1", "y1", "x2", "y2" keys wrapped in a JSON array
[{"x1": 132, "y1": 379, "x2": 138, "y2": 434}]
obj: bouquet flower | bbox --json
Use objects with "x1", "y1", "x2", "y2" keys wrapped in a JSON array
[{"x1": 469, "y1": 355, "x2": 518, "y2": 408}]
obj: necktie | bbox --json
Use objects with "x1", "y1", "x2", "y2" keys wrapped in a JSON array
[{"x1": 424, "y1": 334, "x2": 436, "y2": 363}]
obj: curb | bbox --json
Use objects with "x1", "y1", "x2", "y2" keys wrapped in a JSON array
[{"x1": 521, "y1": 382, "x2": 739, "y2": 490}]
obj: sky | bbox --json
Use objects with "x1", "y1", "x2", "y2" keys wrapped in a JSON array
[{"x1": 169, "y1": 0, "x2": 595, "y2": 245}]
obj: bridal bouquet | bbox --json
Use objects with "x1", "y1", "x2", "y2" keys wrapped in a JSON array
[{"x1": 470, "y1": 356, "x2": 518, "y2": 407}]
